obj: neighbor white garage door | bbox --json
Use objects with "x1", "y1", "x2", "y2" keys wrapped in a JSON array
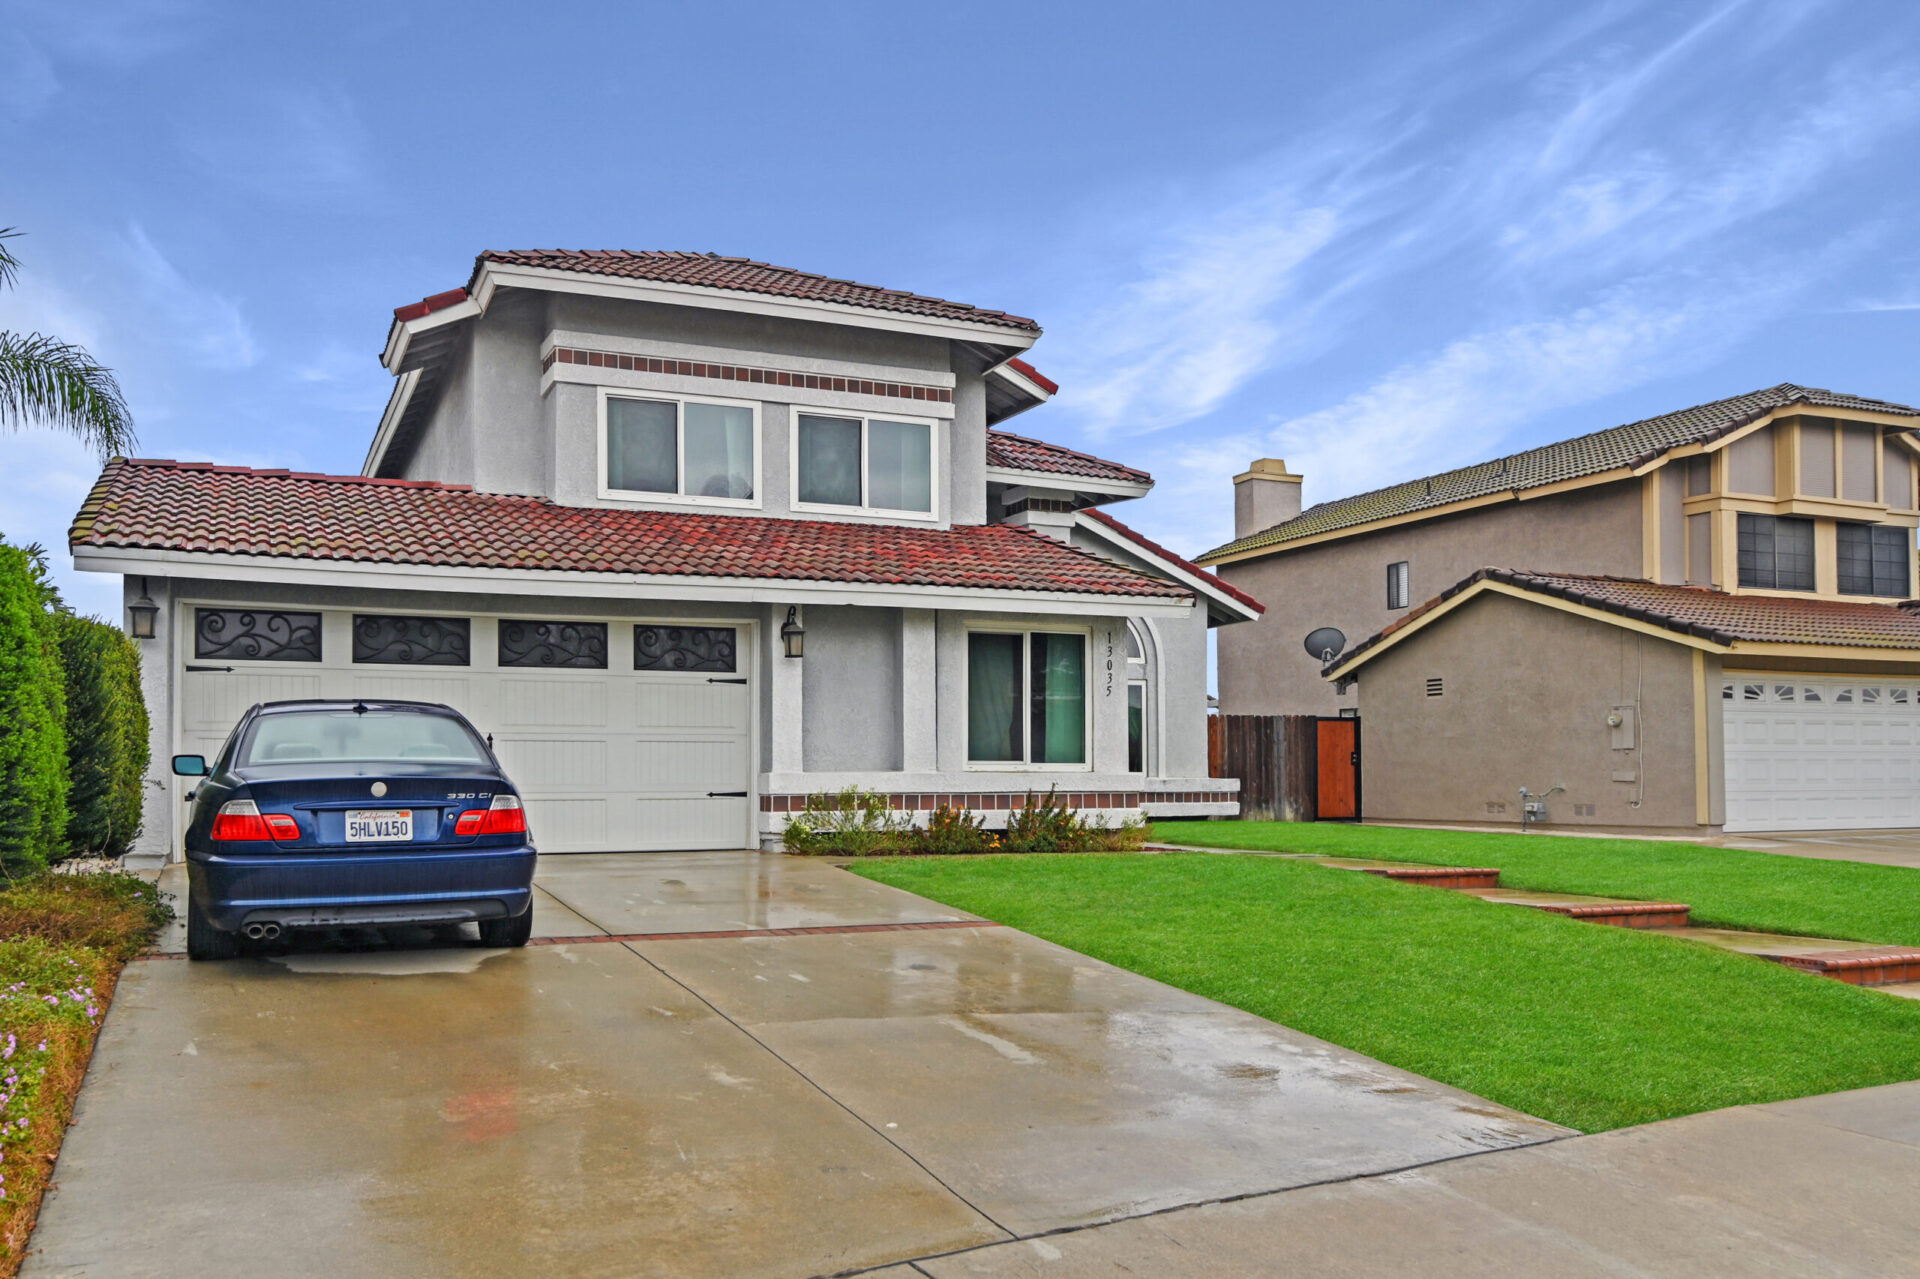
[
  {"x1": 177, "y1": 607, "x2": 753, "y2": 854},
  {"x1": 1722, "y1": 675, "x2": 1920, "y2": 832}
]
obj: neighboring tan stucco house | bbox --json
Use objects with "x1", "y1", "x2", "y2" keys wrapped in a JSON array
[
  {"x1": 1197, "y1": 384, "x2": 1920, "y2": 835},
  {"x1": 70, "y1": 250, "x2": 1259, "y2": 868}
]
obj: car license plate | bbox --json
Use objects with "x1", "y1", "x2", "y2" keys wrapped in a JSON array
[{"x1": 345, "y1": 810, "x2": 412, "y2": 842}]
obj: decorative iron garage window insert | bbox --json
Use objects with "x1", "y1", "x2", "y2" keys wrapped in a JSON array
[
  {"x1": 352, "y1": 615, "x2": 471, "y2": 665},
  {"x1": 634, "y1": 625, "x2": 736, "y2": 672},
  {"x1": 498, "y1": 620, "x2": 609, "y2": 669},
  {"x1": 194, "y1": 609, "x2": 321, "y2": 662}
]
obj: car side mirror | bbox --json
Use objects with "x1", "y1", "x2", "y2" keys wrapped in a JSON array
[{"x1": 171, "y1": 754, "x2": 208, "y2": 777}]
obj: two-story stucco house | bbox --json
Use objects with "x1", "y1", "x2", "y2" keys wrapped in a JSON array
[
  {"x1": 72, "y1": 250, "x2": 1258, "y2": 868},
  {"x1": 1199, "y1": 384, "x2": 1920, "y2": 835}
]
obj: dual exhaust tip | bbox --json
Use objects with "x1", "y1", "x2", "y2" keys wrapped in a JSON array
[{"x1": 242, "y1": 922, "x2": 283, "y2": 941}]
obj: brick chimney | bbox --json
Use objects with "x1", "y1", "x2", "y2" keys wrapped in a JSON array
[{"x1": 1233, "y1": 459, "x2": 1302, "y2": 538}]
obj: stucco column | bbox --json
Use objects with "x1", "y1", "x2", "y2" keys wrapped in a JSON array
[
  {"x1": 128, "y1": 574, "x2": 175, "y2": 869},
  {"x1": 770, "y1": 604, "x2": 804, "y2": 774},
  {"x1": 900, "y1": 609, "x2": 937, "y2": 772}
]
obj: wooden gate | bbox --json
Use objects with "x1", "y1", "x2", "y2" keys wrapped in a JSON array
[
  {"x1": 1315, "y1": 718, "x2": 1360, "y2": 821},
  {"x1": 1211, "y1": 714, "x2": 1330, "y2": 821}
]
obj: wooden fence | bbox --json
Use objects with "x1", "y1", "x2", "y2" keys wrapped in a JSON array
[{"x1": 1207, "y1": 714, "x2": 1322, "y2": 822}]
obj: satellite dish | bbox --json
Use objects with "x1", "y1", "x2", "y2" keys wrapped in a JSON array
[{"x1": 1304, "y1": 627, "x2": 1347, "y2": 663}]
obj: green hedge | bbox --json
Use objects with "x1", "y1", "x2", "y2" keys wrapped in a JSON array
[
  {"x1": 56, "y1": 614, "x2": 148, "y2": 858},
  {"x1": 0, "y1": 545, "x2": 68, "y2": 874}
]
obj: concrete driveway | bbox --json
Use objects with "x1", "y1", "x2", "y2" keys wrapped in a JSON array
[
  {"x1": 26, "y1": 853, "x2": 1564, "y2": 1279},
  {"x1": 1713, "y1": 828, "x2": 1920, "y2": 869}
]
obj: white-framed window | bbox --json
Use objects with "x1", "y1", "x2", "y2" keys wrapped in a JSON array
[
  {"x1": 599, "y1": 388, "x2": 760, "y2": 507},
  {"x1": 791, "y1": 409, "x2": 938, "y2": 518},
  {"x1": 1387, "y1": 561, "x2": 1411, "y2": 610},
  {"x1": 965, "y1": 628, "x2": 1090, "y2": 768}
]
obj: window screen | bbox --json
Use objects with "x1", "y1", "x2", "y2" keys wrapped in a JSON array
[
  {"x1": 1736, "y1": 514, "x2": 1814, "y2": 591},
  {"x1": 1837, "y1": 524, "x2": 1912, "y2": 597},
  {"x1": 1387, "y1": 561, "x2": 1411, "y2": 609}
]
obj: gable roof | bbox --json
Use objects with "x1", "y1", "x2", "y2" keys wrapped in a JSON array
[
  {"x1": 1327, "y1": 567, "x2": 1920, "y2": 680},
  {"x1": 1200, "y1": 384, "x2": 1920, "y2": 564},
  {"x1": 70, "y1": 459, "x2": 1189, "y2": 602},
  {"x1": 1082, "y1": 509, "x2": 1264, "y2": 618},
  {"x1": 986, "y1": 429, "x2": 1152, "y2": 486},
  {"x1": 473, "y1": 250, "x2": 1041, "y2": 333}
]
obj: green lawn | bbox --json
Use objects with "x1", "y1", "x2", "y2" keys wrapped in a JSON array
[
  {"x1": 847, "y1": 853, "x2": 1920, "y2": 1134},
  {"x1": 1153, "y1": 821, "x2": 1920, "y2": 947}
]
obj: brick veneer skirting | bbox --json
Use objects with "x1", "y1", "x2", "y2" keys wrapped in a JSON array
[
  {"x1": 760, "y1": 789, "x2": 1235, "y2": 814},
  {"x1": 544, "y1": 346, "x2": 955, "y2": 405}
]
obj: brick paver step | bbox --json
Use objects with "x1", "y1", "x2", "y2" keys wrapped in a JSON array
[
  {"x1": 1359, "y1": 866, "x2": 1502, "y2": 889},
  {"x1": 1525, "y1": 901, "x2": 1692, "y2": 929},
  {"x1": 1759, "y1": 947, "x2": 1920, "y2": 986}
]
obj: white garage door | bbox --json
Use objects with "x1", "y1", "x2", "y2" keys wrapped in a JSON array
[
  {"x1": 1722, "y1": 675, "x2": 1920, "y2": 832},
  {"x1": 178, "y1": 607, "x2": 753, "y2": 854}
]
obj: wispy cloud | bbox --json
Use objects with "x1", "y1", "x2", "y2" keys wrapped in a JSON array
[
  {"x1": 116, "y1": 224, "x2": 257, "y2": 369},
  {"x1": 180, "y1": 85, "x2": 372, "y2": 197}
]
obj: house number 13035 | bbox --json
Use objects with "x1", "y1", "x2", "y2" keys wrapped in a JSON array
[{"x1": 1104, "y1": 632, "x2": 1114, "y2": 697}]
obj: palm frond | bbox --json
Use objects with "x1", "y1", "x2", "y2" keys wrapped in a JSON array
[
  {"x1": 0, "y1": 228, "x2": 18, "y2": 292},
  {"x1": 0, "y1": 331, "x2": 136, "y2": 458}
]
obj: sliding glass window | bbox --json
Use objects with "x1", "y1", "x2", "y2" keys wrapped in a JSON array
[
  {"x1": 606, "y1": 395, "x2": 756, "y2": 503},
  {"x1": 967, "y1": 631, "x2": 1087, "y2": 765},
  {"x1": 795, "y1": 413, "x2": 934, "y2": 514}
]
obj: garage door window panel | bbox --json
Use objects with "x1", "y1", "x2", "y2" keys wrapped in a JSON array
[
  {"x1": 352, "y1": 616, "x2": 471, "y2": 666},
  {"x1": 1837, "y1": 523, "x2": 1911, "y2": 597},
  {"x1": 634, "y1": 625, "x2": 736, "y2": 673},
  {"x1": 194, "y1": 609, "x2": 321, "y2": 662},
  {"x1": 499, "y1": 621, "x2": 608, "y2": 669},
  {"x1": 1736, "y1": 514, "x2": 1814, "y2": 591}
]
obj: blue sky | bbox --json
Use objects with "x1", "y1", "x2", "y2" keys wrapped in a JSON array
[{"x1": 5, "y1": 0, "x2": 1919, "y2": 623}]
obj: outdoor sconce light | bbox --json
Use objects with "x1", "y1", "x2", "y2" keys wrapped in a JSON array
[
  {"x1": 127, "y1": 577, "x2": 158, "y2": 641},
  {"x1": 780, "y1": 606, "x2": 805, "y2": 659}
]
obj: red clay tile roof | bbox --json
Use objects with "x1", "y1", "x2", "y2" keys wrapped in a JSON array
[
  {"x1": 1003, "y1": 357, "x2": 1058, "y2": 395},
  {"x1": 472, "y1": 250, "x2": 1040, "y2": 333},
  {"x1": 69, "y1": 459, "x2": 1187, "y2": 601},
  {"x1": 985, "y1": 430, "x2": 1151, "y2": 485},
  {"x1": 1084, "y1": 509, "x2": 1264, "y2": 615},
  {"x1": 1333, "y1": 568, "x2": 1920, "y2": 672},
  {"x1": 392, "y1": 288, "x2": 470, "y2": 322}
]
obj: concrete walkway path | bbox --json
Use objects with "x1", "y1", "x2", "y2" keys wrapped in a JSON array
[
  {"x1": 1712, "y1": 828, "x2": 1920, "y2": 869},
  {"x1": 905, "y1": 1081, "x2": 1920, "y2": 1278},
  {"x1": 26, "y1": 853, "x2": 1562, "y2": 1279}
]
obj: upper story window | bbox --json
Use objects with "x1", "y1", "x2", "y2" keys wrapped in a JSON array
[
  {"x1": 604, "y1": 393, "x2": 757, "y2": 505},
  {"x1": 794, "y1": 412, "x2": 935, "y2": 516},
  {"x1": 1386, "y1": 561, "x2": 1411, "y2": 610},
  {"x1": 1837, "y1": 524, "x2": 1912, "y2": 597},
  {"x1": 1736, "y1": 514, "x2": 1813, "y2": 591}
]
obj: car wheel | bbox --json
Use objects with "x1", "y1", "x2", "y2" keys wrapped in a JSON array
[
  {"x1": 478, "y1": 907, "x2": 533, "y2": 949},
  {"x1": 186, "y1": 892, "x2": 240, "y2": 961}
]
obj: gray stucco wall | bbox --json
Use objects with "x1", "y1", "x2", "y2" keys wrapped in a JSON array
[
  {"x1": 802, "y1": 607, "x2": 903, "y2": 772},
  {"x1": 1354, "y1": 591, "x2": 1702, "y2": 831},
  {"x1": 1216, "y1": 479, "x2": 1646, "y2": 717}
]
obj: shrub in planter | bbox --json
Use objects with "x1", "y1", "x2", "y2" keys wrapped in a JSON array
[
  {"x1": 1001, "y1": 787, "x2": 1085, "y2": 853},
  {"x1": 56, "y1": 614, "x2": 149, "y2": 859},
  {"x1": 782, "y1": 786, "x2": 912, "y2": 856},
  {"x1": 0, "y1": 544, "x2": 68, "y2": 875},
  {"x1": 911, "y1": 804, "x2": 995, "y2": 855}
]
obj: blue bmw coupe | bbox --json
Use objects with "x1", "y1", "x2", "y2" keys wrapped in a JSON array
[{"x1": 172, "y1": 699, "x2": 538, "y2": 960}]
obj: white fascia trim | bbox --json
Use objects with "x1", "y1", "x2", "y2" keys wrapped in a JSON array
[
  {"x1": 986, "y1": 466, "x2": 1153, "y2": 501},
  {"x1": 362, "y1": 368, "x2": 422, "y2": 476},
  {"x1": 1072, "y1": 512, "x2": 1261, "y2": 623},
  {"x1": 985, "y1": 360, "x2": 1054, "y2": 404},
  {"x1": 72, "y1": 548, "x2": 1194, "y2": 618},
  {"x1": 381, "y1": 298, "x2": 483, "y2": 371},
  {"x1": 476, "y1": 263, "x2": 1040, "y2": 349}
]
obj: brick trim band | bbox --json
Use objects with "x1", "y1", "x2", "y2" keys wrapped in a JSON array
[{"x1": 544, "y1": 346, "x2": 955, "y2": 405}]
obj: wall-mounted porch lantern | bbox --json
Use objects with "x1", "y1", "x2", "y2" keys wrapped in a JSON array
[
  {"x1": 127, "y1": 577, "x2": 158, "y2": 641},
  {"x1": 780, "y1": 606, "x2": 805, "y2": 659}
]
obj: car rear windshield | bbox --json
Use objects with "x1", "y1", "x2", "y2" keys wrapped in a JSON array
[{"x1": 237, "y1": 710, "x2": 491, "y2": 767}]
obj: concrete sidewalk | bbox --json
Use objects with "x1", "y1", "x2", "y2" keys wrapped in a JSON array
[{"x1": 899, "y1": 1081, "x2": 1920, "y2": 1278}]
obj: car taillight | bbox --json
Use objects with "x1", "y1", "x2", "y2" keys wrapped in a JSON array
[
  {"x1": 455, "y1": 793, "x2": 527, "y2": 837},
  {"x1": 210, "y1": 800, "x2": 299, "y2": 843}
]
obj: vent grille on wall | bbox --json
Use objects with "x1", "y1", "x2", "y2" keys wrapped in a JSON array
[
  {"x1": 1424, "y1": 677, "x2": 1444, "y2": 697},
  {"x1": 1573, "y1": 803, "x2": 1596, "y2": 817}
]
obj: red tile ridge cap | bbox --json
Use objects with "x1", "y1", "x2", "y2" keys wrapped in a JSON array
[
  {"x1": 1084, "y1": 508, "x2": 1266, "y2": 614},
  {"x1": 392, "y1": 288, "x2": 471, "y2": 322},
  {"x1": 118, "y1": 458, "x2": 474, "y2": 492},
  {"x1": 985, "y1": 428, "x2": 1152, "y2": 483},
  {"x1": 1003, "y1": 357, "x2": 1059, "y2": 396}
]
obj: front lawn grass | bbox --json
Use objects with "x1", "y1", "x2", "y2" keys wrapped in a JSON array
[
  {"x1": 1153, "y1": 821, "x2": 1920, "y2": 947},
  {"x1": 848, "y1": 853, "x2": 1920, "y2": 1134},
  {"x1": 0, "y1": 873, "x2": 169, "y2": 1275}
]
